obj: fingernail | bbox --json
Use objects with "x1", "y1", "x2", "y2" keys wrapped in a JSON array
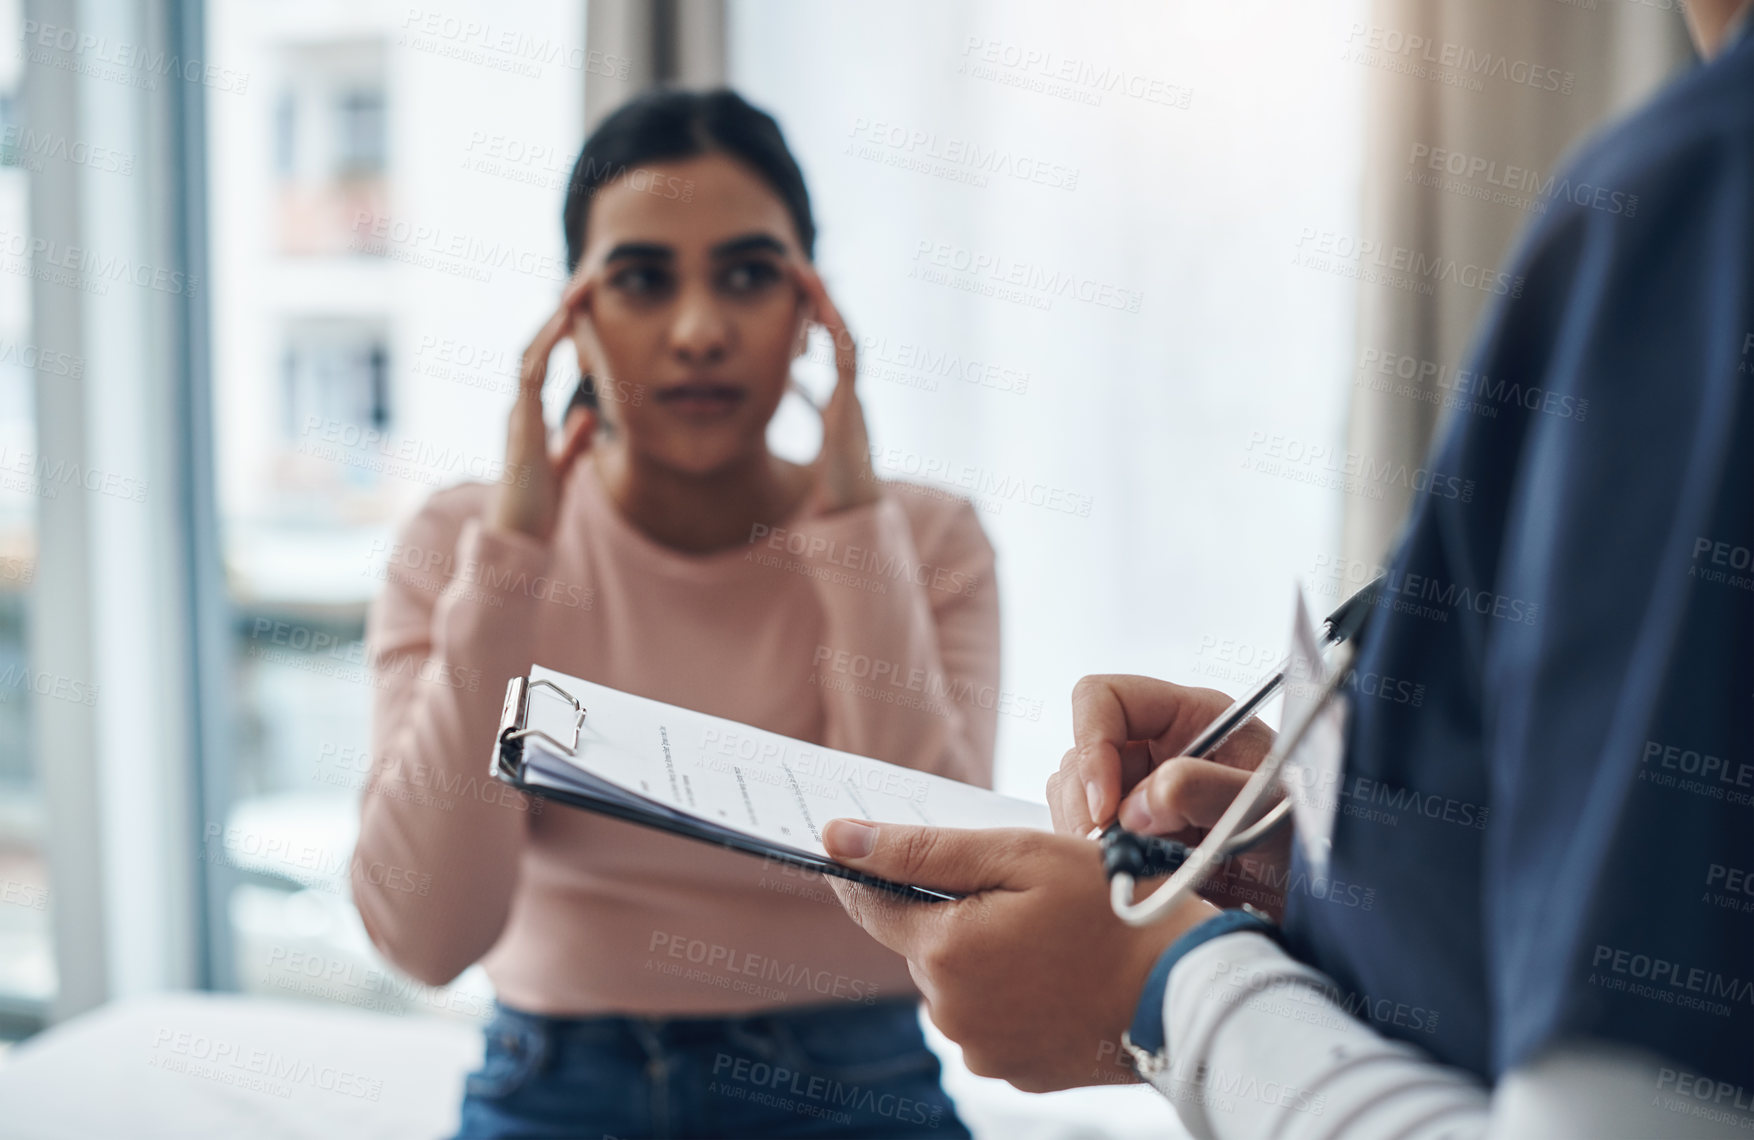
[
  {"x1": 824, "y1": 819, "x2": 876, "y2": 859},
  {"x1": 1085, "y1": 781, "x2": 1105, "y2": 825},
  {"x1": 1118, "y1": 796, "x2": 1154, "y2": 833}
]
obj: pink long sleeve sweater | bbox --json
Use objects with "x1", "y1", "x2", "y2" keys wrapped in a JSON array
[{"x1": 349, "y1": 457, "x2": 999, "y2": 1015}]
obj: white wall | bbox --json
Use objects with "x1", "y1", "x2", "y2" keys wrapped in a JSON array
[{"x1": 732, "y1": 0, "x2": 1367, "y2": 798}]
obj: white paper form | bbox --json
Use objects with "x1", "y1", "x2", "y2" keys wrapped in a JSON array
[{"x1": 518, "y1": 664, "x2": 1050, "y2": 859}]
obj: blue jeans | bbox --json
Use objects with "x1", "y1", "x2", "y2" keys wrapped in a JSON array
[{"x1": 454, "y1": 998, "x2": 972, "y2": 1139}]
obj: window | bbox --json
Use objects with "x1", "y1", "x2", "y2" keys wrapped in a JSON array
[
  {"x1": 202, "y1": 0, "x2": 586, "y2": 1018},
  {"x1": 273, "y1": 42, "x2": 389, "y2": 257},
  {"x1": 0, "y1": 0, "x2": 52, "y2": 1028},
  {"x1": 334, "y1": 89, "x2": 386, "y2": 177},
  {"x1": 279, "y1": 319, "x2": 392, "y2": 442}
]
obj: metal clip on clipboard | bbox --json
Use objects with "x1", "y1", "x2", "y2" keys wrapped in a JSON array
[
  {"x1": 1101, "y1": 575, "x2": 1385, "y2": 926},
  {"x1": 493, "y1": 676, "x2": 588, "y2": 782}
]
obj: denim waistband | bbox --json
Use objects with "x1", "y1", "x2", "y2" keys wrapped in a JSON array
[
  {"x1": 483, "y1": 997, "x2": 932, "y2": 1082},
  {"x1": 489, "y1": 997, "x2": 920, "y2": 1040}
]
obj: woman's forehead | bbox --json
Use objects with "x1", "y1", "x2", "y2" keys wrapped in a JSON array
[{"x1": 583, "y1": 153, "x2": 801, "y2": 260}]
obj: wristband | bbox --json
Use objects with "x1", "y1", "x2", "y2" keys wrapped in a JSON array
[{"x1": 1122, "y1": 905, "x2": 1282, "y2": 1076}]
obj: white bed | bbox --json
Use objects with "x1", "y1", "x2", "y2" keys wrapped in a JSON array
[{"x1": 0, "y1": 992, "x2": 1186, "y2": 1139}]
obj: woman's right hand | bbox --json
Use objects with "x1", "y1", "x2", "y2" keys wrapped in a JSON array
[{"x1": 491, "y1": 278, "x2": 599, "y2": 541}]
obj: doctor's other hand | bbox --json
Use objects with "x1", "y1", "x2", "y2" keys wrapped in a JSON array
[
  {"x1": 822, "y1": 820, "x2": 1219, "y2": 1093},
  {"x1": 1048, "y1": 675, "x2": 1291, "y2": 920},
  {"x1": 492, "y1": 277, "x2": 599, "y2": 541},
  {"x1": 1049, "y1": 675, "x2": 1275, "y2": 834}
]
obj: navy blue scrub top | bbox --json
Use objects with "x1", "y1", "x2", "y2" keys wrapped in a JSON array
[{"x1": 1283, "y1": 28, "x2": 1754, "y2": 1091}]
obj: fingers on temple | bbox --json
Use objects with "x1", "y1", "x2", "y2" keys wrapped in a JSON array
[
  {"x1": 561, "y1": 273, "x2": 593, "y2": 312},
  {"x1": 792, "y1": 263, "x2": 855, "y2": 385},
  {"x1": 520, "y1": 315, "x2": 568, "y2": 398},
  {"x1": 567, "y1": 280, "x2": 605, "y2": 368},
  {"x1": 522, "y1": 280, "x2": 595, "y2": 398}
]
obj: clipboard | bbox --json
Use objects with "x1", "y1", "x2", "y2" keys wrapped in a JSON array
[{"x1": 491, "y1": 674, "x2": 972, "y2": 902}]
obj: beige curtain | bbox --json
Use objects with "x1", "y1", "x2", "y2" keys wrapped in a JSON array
[
  {"x1": 1342, "y1": 0, "x2": 1693, "y2": 567},
  {"x1": 585, "y1": 0, "x2": 727, "y2": 127}
]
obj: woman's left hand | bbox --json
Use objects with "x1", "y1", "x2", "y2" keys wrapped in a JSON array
[{"x1": 792, "y1": 265, "x2": 880, "y2": 514}]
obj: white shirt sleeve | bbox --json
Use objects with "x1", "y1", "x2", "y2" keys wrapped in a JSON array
[{"x1": 1143, "y1": 931, "x2": 1754, "y2": 1140}]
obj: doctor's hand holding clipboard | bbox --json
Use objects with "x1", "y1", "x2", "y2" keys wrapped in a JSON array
[{"x1": 818, "y1": 674, "x2": 1287, "y2": 1091}]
